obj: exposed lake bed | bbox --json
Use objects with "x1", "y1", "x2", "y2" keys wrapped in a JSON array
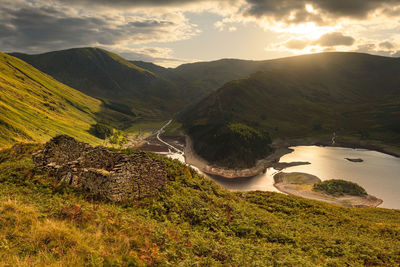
[{"x1": 274, "y1": 172, "x2": 383, "y2": 208}]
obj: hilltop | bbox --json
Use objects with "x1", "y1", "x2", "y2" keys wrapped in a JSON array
[
  {"x1": 181, "y1": 52, "x2": 400, "y2": 168},
  {"x1": 11, "y1": 48, "x2": 174, "y2": 118},
  {"x1": 0, "y1": 52, "x2": 135, "y2": 147},
  {"x1": 11, "y1": 48, "x2": 306, "y2": 119}
]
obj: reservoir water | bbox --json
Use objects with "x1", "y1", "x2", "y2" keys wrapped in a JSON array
[
  {"x1": 163, "y1": 146, "x2": 400, "y2": 209},
  {"x1": 279, "y1": 146, "x2": 400, "y2": 209}
]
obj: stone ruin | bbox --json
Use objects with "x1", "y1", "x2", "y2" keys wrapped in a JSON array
[{"x1": 32, "y1": 135, "x2": 167, "y2": 202}]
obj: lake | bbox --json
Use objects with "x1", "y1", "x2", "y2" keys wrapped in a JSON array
[
  {"x1": 164, "y1": 146, "x2": 400, "y2": 209},
  {"x1": 279, "y1": 146, "x2": 400, "y2": 209}
]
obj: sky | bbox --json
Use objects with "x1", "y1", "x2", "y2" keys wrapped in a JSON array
[{"x1": 1, "y1": 0, "x2": 400, "y2": 67}]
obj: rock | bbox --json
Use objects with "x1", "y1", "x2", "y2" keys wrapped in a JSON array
[
  {"x1": 33, "y1": 135, "x2": 167, "y2": 202},
  {"x1": 345, "y1": 158, "x2": 364, "y2": 163}
]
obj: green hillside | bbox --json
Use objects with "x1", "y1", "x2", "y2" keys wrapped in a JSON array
[
  {"x1": 11, "y1": 48, "x2": 304, "y2": 119},
  {"x1": 181, "y1": 52, "x2": 400, "y2": 168},
  {"x1": 0, "y1": 52, "x2": 132, "y2": 147},
  {"x1": 11, "y1": 48, "x2": 188, "y2": 118},
  {"x1": 1, "y1": 143, "x2": 400, "y2": 266}
]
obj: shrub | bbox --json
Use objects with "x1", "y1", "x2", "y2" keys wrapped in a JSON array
[
  {"x1": 313, "y1": 179, "x2": 367, "y2": 196},
  {"x1": 90, "y1": 123, "x2": 113, "y2": 139}
]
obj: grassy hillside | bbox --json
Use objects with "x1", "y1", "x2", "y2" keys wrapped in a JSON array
[
  {"x1": 181, "y1": 52, "x2": 400, "y2": 168},
  {"x1": 0, "y1": 52, "x2": 135, "y2": 147},
  {"x1": 0, "y1": 52, "x2": 105, "y2": 146},
  {"x1": 11, "y1": 48, "x2": 186, "y2": 119},
  {"x1": 11, "y1": 48, "x2": 319, "y2": 120},
  {"x1": 0, "y1": 143, "x2": 399, "y2": 266}
]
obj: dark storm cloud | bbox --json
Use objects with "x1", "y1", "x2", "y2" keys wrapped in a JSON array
[
  {"x1": 0, "y1": 2, "x2": 193, "y2": 54},
  {"x1": 243, "y1": 0, "x2": 400, "y2": 24},
  {"x1": 57, "y1": 0, "x2": 209, "y2": 7},
  {"x1": 314, "y1": 32, "x2": 355, "y2": 47}
]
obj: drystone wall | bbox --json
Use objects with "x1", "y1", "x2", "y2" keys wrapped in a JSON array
[{"x1": 33, "y1": 135, "x2": 167, "y2": 202}]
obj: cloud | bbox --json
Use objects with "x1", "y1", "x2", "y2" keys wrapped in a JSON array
[
  {"x1": 355, "y1": 41, "x2": 400, "y2": 57},
  {"x1": 101, "y1": 46, "x2": 190, "y2": 67},
  {"x1": 0, "y1": 1, "x2": 198, "y2": 54},
  {"x1": 284, "y1": 39, "x2": 309, "y2": 50},
  {"x1": 379, "y1": 41, "x2": 395, "y2": 49},
  {"x1": 314, "y1": 32, "x2": 355, "y2": 47},
  {"x1": 242, "y1": 0, "x2": 400, "y2": 25},
  {"x1": 228, "y1": 26, "x2": 237, "y2": 32},
  {"x1": 2, "y1": 0, "x2": 400, "y2": 63},
  {"x1": 280, "y1": 32, "x2": 355, "y2": 52}
]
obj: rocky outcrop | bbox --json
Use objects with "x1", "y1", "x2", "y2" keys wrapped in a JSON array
[{"x1": 33, "y1": 135, "x2": 167, "y2": 202}]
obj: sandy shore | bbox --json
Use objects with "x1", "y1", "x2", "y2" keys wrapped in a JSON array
[{"x1": 273, "y1": 172, "x2": 383, "y2": 208}]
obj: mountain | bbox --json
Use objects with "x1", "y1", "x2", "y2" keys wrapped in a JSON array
[
  {"x1": 10, "y1": 48, "x2": 310, "y2": 119},
  {"x1": 0, "y1": 52, "x2": 132, "y2": 146},
  {"x1": 11, "y1": 48, "x2": 185, "y2": 118},
  {"x1": 181, "y1": 52, "x2": 400, "y2": 168},
  {"x1": 130, "y1": 60, "x2": 169, "y2": 76}
]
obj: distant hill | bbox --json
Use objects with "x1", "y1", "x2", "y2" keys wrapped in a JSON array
[
  {"x1": 11, "y1": 48, "x2": 185, "y2": 118},
  {"x1": 11, "y1": 48, "x2": 302, "y2": 118},
  {"x1": 0, "y1": 52, "x2": 132, "y2": 146},
  {"x1": 181, "y1": 52, "x2": 400, "y2": 168},
  {"x1": 130, "y1": 60, "x2": 169, "y2": 76}
]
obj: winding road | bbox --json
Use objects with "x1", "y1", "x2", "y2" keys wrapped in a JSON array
[{"x1": 156, "y1": 120, "x2": 184, "y2": 154}]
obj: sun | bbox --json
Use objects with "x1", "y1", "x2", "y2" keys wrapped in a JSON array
[{"x1": 274, "y1": 22, "x2": 337, "y2": 39}]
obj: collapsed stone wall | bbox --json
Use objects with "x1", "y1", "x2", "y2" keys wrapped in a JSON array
[{"x1": 33, "y1": 135, "x2": 167, "y2": 202}]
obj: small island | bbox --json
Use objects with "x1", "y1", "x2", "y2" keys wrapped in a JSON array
[
  {"x1": 345, "y1": 158, "x2": 364, "y2": 163},
  {"x1": 313, "y1": 179, "x2": 367, "y2": 196},
  {"x1": 274, "y1": 173, "x2": 382, "y2": 207}
]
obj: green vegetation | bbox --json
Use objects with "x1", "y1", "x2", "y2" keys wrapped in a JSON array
[
  {"x1": 0, "y1": 52, "x2": 106, "y2": 146},
  {"x1": 189, "y1": 123, "x2": 272, "y2": 168},
  {"x1": 0, "y1": 52, "x2": 136, "y2": 147},
  {"x1": 90, "y1": 123, "x2": 113, "y2": 139},
  {"x1": 90, "y1": 123, "x2": 128, "y2": 148},
  {"x1": 313, "y1": 179, "x2": 368, "y2": 196},
  {"x1": 181, "y1": 52, "x2": 400, "y2": 167},
  {"x1": 1, "y1": 143, "x2": 400, "y2": 266},
  {"x1": 11, "y1": 48, "x2": 186, "y2": 119},
  {"x1": 11, "y1": 48, "x2": 299, "y2": 120}
]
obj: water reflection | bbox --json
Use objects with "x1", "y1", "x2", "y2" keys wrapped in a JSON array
[
  {"x1": 280, "y1": 146, "x2": 400, "y2": 209},
  {"x1": 209, "y1": 168, "x2": 281, "y2": 192},
  {"x1": 160, "y1": 146, "x2": 400, "y2": 209},
  {"x1": 161, "y1": 152, "x2": 280, "y2": 192}
]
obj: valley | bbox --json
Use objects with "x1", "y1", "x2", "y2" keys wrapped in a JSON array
[
  {"x1": 3, "y1": 0, "x2": 400, "y2": 265},
  {"x1": 1, "y1": 48, "x2": 400, "y2": 265}
]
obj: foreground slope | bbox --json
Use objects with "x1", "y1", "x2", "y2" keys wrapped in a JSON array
[
  {"x1": 0, "y1": 52, "x2": 122, "y2": 146},
  {"x1": 181, "y1": 52, "x2": 400, "y2": 167},
  {"x1": 0, "y1": 143, "x2": 399, "y2": 266}
]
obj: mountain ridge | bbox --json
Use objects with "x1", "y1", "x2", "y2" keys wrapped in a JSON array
[{"x1": 180, "y1": 52, "x2": 400, "y2": 168}]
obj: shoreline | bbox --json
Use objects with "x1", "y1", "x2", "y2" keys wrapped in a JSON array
[
  {"x1": 183, "y1": 136, "x2": 310, "y2": 178},
  {"x1": 135, "y1": 129, "x2": 399, "y2": 179},
  {"x1": 273, "y1": 172, "x2": 383, "y2": 208},
  {"x1": 183, "y1": 135, "x2": 400, "y2": 179}
]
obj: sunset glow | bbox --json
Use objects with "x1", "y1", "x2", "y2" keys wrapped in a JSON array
[{"x1": 1, "y1": 0, "x2": 400, "y2": 66}]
